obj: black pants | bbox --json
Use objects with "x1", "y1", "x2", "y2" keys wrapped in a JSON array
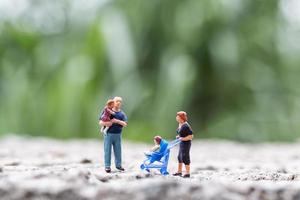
[{"x1": 178, "y1": 141, "x2": 191, "y2": 165}]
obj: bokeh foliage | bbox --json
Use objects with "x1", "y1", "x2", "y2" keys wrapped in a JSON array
[{"x1": 1, "y1": 0, "x2": 300, "y2": 142}]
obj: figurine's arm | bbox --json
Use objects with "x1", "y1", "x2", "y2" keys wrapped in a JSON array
[
  {"x1": 111, "y1": 118, "x2": 127, "y2": 127},
  {"x1": 107, "y1": 108, "x2": 116, "y2": 115},
  {"x1": 180, "y1": 135, "x2": 193, "y2": 141},
  {"x1": 99, "y1": 120, "x2": 113, "y2": 127},
  {"x1": 150, "y1": 145, "x2": 160, "y2": 152}
]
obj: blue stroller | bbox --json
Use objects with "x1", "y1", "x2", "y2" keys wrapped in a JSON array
[{"x1": 140, "y1": 138, "x2": 181, "y2": 175}]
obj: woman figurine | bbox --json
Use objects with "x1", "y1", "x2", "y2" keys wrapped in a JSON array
[{"x1": 173, "y1": 111, "x2": 193, "y2": 178}]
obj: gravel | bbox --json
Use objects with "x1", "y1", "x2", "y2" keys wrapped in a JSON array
[{"x1": 1, "y1": 135, "x2": 300, "y2": 200}]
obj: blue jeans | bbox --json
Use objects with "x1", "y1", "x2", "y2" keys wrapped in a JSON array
[{"x1": 104, "y1": 133, "x2": 122, "y2": 168}]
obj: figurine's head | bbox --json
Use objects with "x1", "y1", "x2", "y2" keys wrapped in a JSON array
[
  {"x1": 176, "y1": 111, "x2": 188, "y2": 123},
  {"x1": 113, "y1": 96, "x2": 123, "y2": 109},
  {"x1": 154, "y1": 135, "x2": 162, "y2": 145},
  {"x1": 106, "y1": 99, "x2": 115, "y2": 109}
]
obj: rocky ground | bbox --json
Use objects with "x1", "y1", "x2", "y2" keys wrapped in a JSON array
[{"x1": 1, "y1": 135, "x2": 300, "y2": 200}]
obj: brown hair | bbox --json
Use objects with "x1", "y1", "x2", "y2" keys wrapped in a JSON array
[
  {"x1": 154, "y1": 135, "x2": 162, "y2": 144},
  {"x1": 106, "y1": 99, "x2": 114, "y2": 107},
  {"x1": 177, "y1": 111, "x2": 188, "y2": 122}
]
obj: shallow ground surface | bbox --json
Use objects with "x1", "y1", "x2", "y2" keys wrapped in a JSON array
[{"x1": 1, "y1": 135, "x2": 300, "y2": 200}]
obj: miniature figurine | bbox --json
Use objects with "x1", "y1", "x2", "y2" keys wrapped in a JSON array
[
  {"x1": 144, "y1": 136, "x2": 164, "y2": 156},
  {"x1": 173, "y1": 111, "x2": 193, "y2": 178},
  {"x1": 140, "y1": 136, "x2": 181, "y2": 175},
  {"x1": 99, "y1": 96, "x2": 128, "y2": 173},
  {"x1": 99, "y1": 99, "x2": 115, "y2": 135}
]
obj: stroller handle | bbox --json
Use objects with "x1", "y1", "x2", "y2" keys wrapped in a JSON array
[{"x1": 167, "y1": 138, "x2": 181, "y2": 149}]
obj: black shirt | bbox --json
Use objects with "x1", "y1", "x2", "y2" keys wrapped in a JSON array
[{"x1": 177, "y1": 122, "x2": 193, "y2": 143}]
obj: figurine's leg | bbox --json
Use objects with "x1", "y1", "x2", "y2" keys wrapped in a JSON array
[
  {"x1": 104, "y1": 133, "x2": 112, "y2": 168},
  {"x1": 178, "y1": 163, "x2": 183, "y2": 173},
  {"x1": 185, "y1": 165, "x2": 190, "y2": 174},
  {"x1": 113, "y1": 134, "x2": 122, "y2": 168},
  {"x1": 182, "y1": 152, "x2": 190, "y2": 173},
  {"x1": 177, "y1": 148, "x2": 183, "y2": 173},
  {"x1": 103, "y1": 126, "x2": 109, "y2": 135},
  {"x1": 100, "y1": 126, "x2": 105, "y2": 133},
  {"x1": 182, "y1": 142, "x2": 191, "y2": 177}
]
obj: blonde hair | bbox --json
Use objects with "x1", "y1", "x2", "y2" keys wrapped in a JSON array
[
  {"x1": 106, "y1": 99, "x2": 114, "y2": 106},
  {"x1": 114, "y1": 96, "x2": 123, "y2": 102}
]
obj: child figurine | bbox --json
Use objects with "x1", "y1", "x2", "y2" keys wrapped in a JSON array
[
  {"x1": 144, "y1": 136, "x2": 163, "y2": 156},
  {"x1": 100, "y1": 99, "x2": 116, "y2": 135}
]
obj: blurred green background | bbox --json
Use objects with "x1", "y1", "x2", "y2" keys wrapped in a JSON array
[{"x1": 1, "y1": 0, "x2": 300, "y2": 142}]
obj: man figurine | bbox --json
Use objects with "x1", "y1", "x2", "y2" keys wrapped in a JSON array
[{"x1": 99, "y1": 96, "x2": 128, "y2": 173}]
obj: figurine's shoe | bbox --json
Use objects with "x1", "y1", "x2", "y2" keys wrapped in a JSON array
[
  {"x1": 116, "y1": 166, "x2": 125, "y2": 171},
  {"x1": 172, "y1": 172, "x2": 182, "y2": 176},
  {"x1": 183, "y1": 174, "x2": 190, "y2": 178},
  {"x1": 105, "y1": 167, "x2": 111, "y2": 173}
]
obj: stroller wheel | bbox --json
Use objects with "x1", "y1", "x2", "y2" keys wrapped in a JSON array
[
  {"x1": 160, "y1": 168, "x2": 169, "y2": 175},
  {"x1": 140, "y1": 164, "x2": 145, "y2": 170}
]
